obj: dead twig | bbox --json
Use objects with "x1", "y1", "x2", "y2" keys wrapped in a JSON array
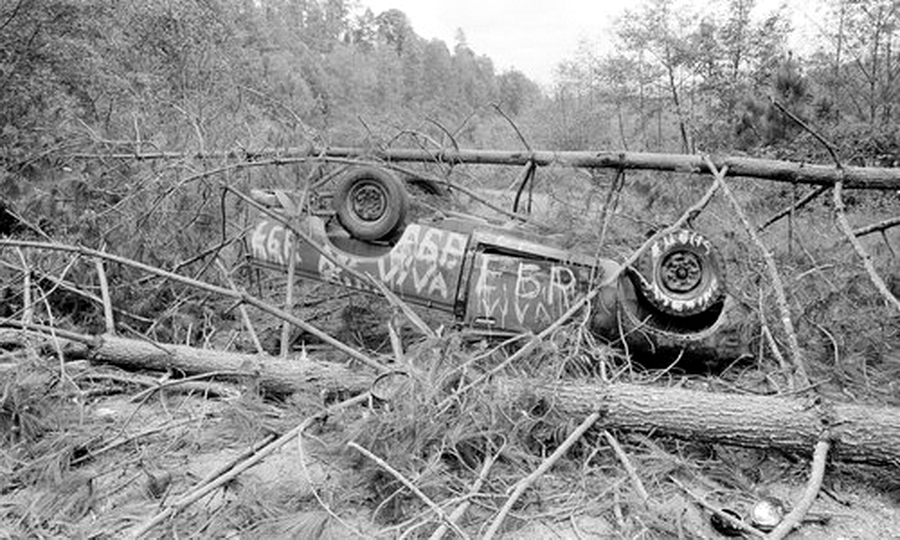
[
  {"x1": 772, "y1": 100, "x2": 841, "y2": 167},
  {"x1": 378, "y1": 162, "x2": 531, "y2": 223},
  {"x1": 760, "y1": 323, "x2": 790, "y2": 391},
  {"x1": 281, "y1": 240, "x2": 297, "y2": 358},
  {"x1": 77, "y1": 369, "x2": 238, "y2": 400},
  {"x1": 482, "y1": 412, "x2": 601, "y2": 540},
  {"x1": 512, "y1": 160, "x2": 537, "y2": 215},
  {"x1": 833, "y1": 180, "x2": 900, "y2": 313},
  {"x1": 425, "y1": 117, "x2": 461, "y2": 154},
  {"x1": 387, "y1": 316, "x2": 405, "y2": 363},
  {"x1": 15, "y1": 248, "x2": 33, "y2": 325},
  {"x1": 428, "y1": 450, "x2": 499, "y2": 540},
  {"x1": 128, "y1": 370, "x2": 243, "y2": 402},
  {"x1": 597, "y1": 169, "x2": 626, "y2": 249},
  {"x1": 493, "y1": 103, "x2": 532, "y2": 153},
  {"x1": 214, "y1": 259, "x2": 264, "y2": 354},
  {"x1": 764, "y1": 439, "x2": 831, "y2": 540},
  {"x1": 298, "y1": 427, "x2": 371, "y2": 538},
  {"x1": 853, "y1": 215, "x2": 900, "y2": 237},
  {"x1": 758, "y1": 185, "x2": 829, "y2": 232},
  {"x1": 704, "y1": 157, "x2": 810, "y2": 389},
  {"x1": 95, "y1": 257, "x2": 115, "y2": 334},
  {"x1": 603, "y1": 430, "x2": 649, "y2": 505},
  {"x1": 71, "y1": 416, "x2": 199, "y2": 467},
  {"x1": 492, "y1": 103, "x2": 537, "y2": 215},
  {"x1": 129, "y1": 392, "x2": 370, "y2": 539},
  {"x1": 347, "y1": 441, "x2": 469, "y2": 540}
]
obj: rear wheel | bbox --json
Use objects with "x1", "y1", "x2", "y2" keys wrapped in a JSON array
[
  {"x1": 632, "y1": 229, "x2": 725, "y2": 316},
  {"x1": 333, "y1": 167, "x2": 409, "y2": 241}
]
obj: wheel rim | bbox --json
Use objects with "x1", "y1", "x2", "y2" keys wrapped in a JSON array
[
  {"x1": 659, "y1": 250, "x2": 703, "y2": 294},
  {"x1": 350, "y1": 181, "x2": 387, "y2": 221}
]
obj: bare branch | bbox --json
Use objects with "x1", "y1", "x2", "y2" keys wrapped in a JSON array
[
  {"x1": 704, "y1": 157, "x2": 810, "y2": 389},
  {"x1": 758, "y1": 185, "x2": 830, "y2": 232},
  {"x1": 854, "y1": 215, "x2": 900, "y2": 237},
  {"x1": 348, "y1": 441, "x2": 469, "y2": 540},
  {"x1": 482, "y1": 412, "x2": 601, "y2": 540},
  {"x1": 130, "y1": 392, "x2": 370, "y2": 539},
  {"x1": 833, "y1": 180, "x2": 900, "y2": 313},
  {"x1": 764, "y1": 439, "x2": 831, "y2": 540}
]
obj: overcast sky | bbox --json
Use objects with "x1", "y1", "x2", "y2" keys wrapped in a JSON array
[{"x1": 360, "y1": 0, "x2": 812, "y2": 87}]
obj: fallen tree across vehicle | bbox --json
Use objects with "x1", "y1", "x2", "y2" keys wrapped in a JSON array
[{"x1": 73, "y1": 145, "x2": 900, "y2": 190}]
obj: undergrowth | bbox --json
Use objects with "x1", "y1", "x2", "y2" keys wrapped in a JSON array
[{"x1": 0, "y1": 152, "x2": 898, "y2": 538}]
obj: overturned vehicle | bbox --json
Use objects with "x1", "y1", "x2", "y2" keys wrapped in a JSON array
[{"x1": 246, "y1": 166, "x2": 754, "y2": 364}]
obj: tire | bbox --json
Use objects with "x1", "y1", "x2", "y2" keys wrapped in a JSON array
[
  {"x1": 333, "y1": 167, "x2": 409, "y2": 241},
  {"x1": 631, "y1": 229, "x2": 725, "y2": 316}
]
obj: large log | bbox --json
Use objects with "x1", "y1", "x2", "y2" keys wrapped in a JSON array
[
  {"x1": 68, "y1": 334, "x2": 374, "y2": 396},
  {"x1": 513, "y1": 380, "x2": 900, "y2": 467},
  {"x1": 33, "y1": 333, "x2": 900, "y2": 466},
  {"x1": 326, "y1": 147, "x2": 900, "y2": 190},
  {"x1": 77, "y1": 146, "x2": 900, "y2": 190}
]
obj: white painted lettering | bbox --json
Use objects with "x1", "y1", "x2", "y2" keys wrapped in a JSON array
[
  {"x1": 548, "y1": 266, "x2": 576, "y2": 306},
  {"x1": 251, "y1": 222, "x2": 270, "y2": 260},
  {"x1": 515, "y1": 263, "x2": 542, "y2": 300},
  {"x1": 267, "y1": 226, "x2": 285, "y2": 264}
]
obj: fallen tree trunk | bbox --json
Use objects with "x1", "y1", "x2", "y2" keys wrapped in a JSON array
[
  {"x1": 75, "y1": 146, "x2": 900, "y2": 190},
  {"x1": 65, "y1": 334, "x2": 374, "y2": 396},
  {"x1": 93, "y1": 337, "x2": 900, "y2": 467},
  {"x1": 12, "y1": 331, "x2": 898, "y2": 466},
  {"x1": 511, "y1": 380, "x2": 900, "y2": 467}
]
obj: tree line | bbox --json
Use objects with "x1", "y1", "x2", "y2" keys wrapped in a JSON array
[
  {"x1": 0, "y1": 0, "x2": 543, "y2": 170},
  {"x1": 552, "y1": 0, "x2": 900, "y2": 164},
  {"x1": 2, "y1": 0, "x2": 900, "y2": 176}
]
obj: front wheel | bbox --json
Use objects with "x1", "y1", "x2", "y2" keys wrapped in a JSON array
[
  {"x1": 631, "y1": 229, "x2": 725, "y2": 316},
  {"x1": 333, "y1": 167, "x2": 409, "y2": 241}
]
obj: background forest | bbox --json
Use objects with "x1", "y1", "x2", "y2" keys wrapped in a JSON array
[{"x1": 4, "y1": 0, "x2": 900, "y2": 167}]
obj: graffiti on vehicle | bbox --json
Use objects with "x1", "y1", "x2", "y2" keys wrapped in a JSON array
[
  {"x1": 249, "y1": 219, "x2": 469, "y2": 307},
  {"x1": 250, "y1": 220, "x2": 301, "y2": 266},
  {"x1": 467, "y1": 253, "x2": 586, "y2": 331},
  {"x1": 373, "y1": 224, "x2": 468, "y2": 300}
]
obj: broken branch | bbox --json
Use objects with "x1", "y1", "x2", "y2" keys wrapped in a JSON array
[
  {"x1": 348, "y1": 441, "x2": 469, "y2": 540},
  {"x1": 833, "y1": 180, "x2": 900, "y2": 313},
  {"x1": 482, "y1": 412, "x2": 601, "y2": 540},
  {"x1": 705, "y1": 157, "x2": 809, "y2": 389},
  {"x1": 764, "y1": 439, "x2": 831, "y2": 540}
]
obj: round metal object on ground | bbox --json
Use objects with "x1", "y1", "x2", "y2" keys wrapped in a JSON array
[{"x1": 750, "y1": 497, "x2": 786, "y2": 532}]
